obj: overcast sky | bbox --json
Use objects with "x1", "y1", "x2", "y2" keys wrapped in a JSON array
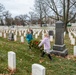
[{"x1": 0, "y1": 0, "x2": 35, "y2": 17}]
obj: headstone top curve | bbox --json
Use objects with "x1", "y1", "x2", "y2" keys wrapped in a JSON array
[
  {"x1": 32, "y1": 64, "x2": 45, "y2": 69},
  {"x1": 56, "y1": 20, "x2": 63, "y2": 24}
]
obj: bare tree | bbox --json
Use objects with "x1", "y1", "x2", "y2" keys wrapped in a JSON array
[
  {"x1": 3, "y1": 11, "x2": 12, "y2": 26},
  {"x1": 29, "y1": 12, "x2": 39, "y2": 25},
  {"x1": 0, "y1": 3, "x2": 5, "y2": 14},
  {"x1": 34, "y1": 0, "x2": 44, "y2": 27},
  {"x1": 41, "y1": 2, "x2": 50, "y2": 24},
  {"x1": 14, "y1": 14, "x2": 29, "y2": 26},
  {"x1": 14, "y1": 16, "x2": 20, "y2": 25},
  {"x1": 0, "y1": 3, "x2": 5, "y2": 25},
  {"x1": 29, "y1": 12, "x2": 34, "y2": 25},
  {"x1": 43, "y1": 0, "x2": 76, "y2": 33},
  {"x1": 34, "y1": 0, "x2": 51, "y2": 26}
]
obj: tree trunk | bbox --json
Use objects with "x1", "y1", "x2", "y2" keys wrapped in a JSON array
[
  {"x1": 63, "y1": 0, "x2": 65, "y2": 21},
  {"x1": 40, "y1": 20, "x2": 42, "y2": 27},
  {"x1": 64, "y1": 0, "x2": 70, "y2": 34},
  {"x1": 1, "y1": 19, "x2": 4, "y2": 25},
  {"x1": 64, "y1": 22, "x2": 68, "y2": 33},
  {"x1": 40, "y1": 13, "x2": 42, "y2": 27}
]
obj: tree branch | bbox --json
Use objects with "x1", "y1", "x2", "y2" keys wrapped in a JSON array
[
  {"x1": 69, "y1": 1, "x2": 76, "y2": 9},
  {"x1": 68, "y1": 13, "x2": 76, "y2": 22}
]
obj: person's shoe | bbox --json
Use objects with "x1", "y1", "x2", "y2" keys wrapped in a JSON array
[
  {"x1": 50, "y1": 58, "x2": 52, "y2": 61},
  {"x1": 48, "y1": 54, "x2": 52, "y2": 61}
]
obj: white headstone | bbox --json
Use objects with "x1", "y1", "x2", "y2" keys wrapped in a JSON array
[
  {"x1": 71, "y1": 38, "x2": 75, "y2": 45},
  {"x1": 42, "y1": 33, "x2": 44, "y2": 39},
  {"x1": 14, "y1": 35, "x2": 17, "y2": 41},
  {"x1": 73, "y1": 32, "x2": 76, "y2": 37},
  {"x1": 50, "y1": 36, "x2": 53, "y2": 42},
  {"x1": 74, "y1": 46, "x2": 76, "y2": 56},
  {"x1": 12, "y1": 31, "x2": 14, "y2": 33},
  {"x1": 64, "y1": 32, "x2": 66, "y2": 37},
  {"x1": 8, "y1": 51, "x2": 16, "y2": 71},
  {"x1": 0, "y1": 32, "x2": 2, "y2": 37},
  {"x1": 24, "y1": 32, "x2": 26, "y2": 37},
  {"x1": 6, "y1": 30, "x2": 8, "y2": 33},
  {"x1": 4, "y1": 33, "x2": 6, "y2": 38},
  {"x1": 22, "y1": 30, "x2": 24, "y2": 34},
  {"x1": 35, "y1": 34, "x2": 38, "y2": 39},
  {"x1": 8, "y1": 30, "x2": 11, "y2": 33},
  {"x1": 32, "y1": 64, "x2": 45, "y2": 75},
  {"x1": 19, "y1": 31, "x2": 21, "y2": 36},
  {"x1": 15, "y1": 31, "x2": 17, "y2": 35},
  {"x1": 21, "y1": 36, "x2": 24, "y2": 43}
]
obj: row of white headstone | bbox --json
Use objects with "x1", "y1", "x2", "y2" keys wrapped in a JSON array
[
  {"x1": 8, "y1": 51, "x2": 45, "y2": 75},
  {"x1": 0, "y1": 29, "x2": 54, "y2": 42},
  {"x1": 69, "y1": 32, "x2": 75, "y2": 45},
  {"x1": 68, "y1": 30, "x2": 76, "y2": 56},
  {"x1": 0, "y1": 32, "x2": 25, "y2": 43},
  {"x1": 36, "y1": 30, "x2": 54, "y2": 42},
  {"x1": 0, "y1": 29, "x2": 35, "y2": 42}
]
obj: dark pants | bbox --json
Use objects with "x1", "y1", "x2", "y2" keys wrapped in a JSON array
[
  {"x1": 29, "y1": 44, "x2": 31, "y2": 49},
  {"x1": 28, "y1": 42, "x2": 31, "y2": 49},
  {"x1": 41, "y1": 51, "x2": 52, "y2": 60}
]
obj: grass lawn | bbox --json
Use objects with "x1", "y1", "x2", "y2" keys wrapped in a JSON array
[{"x1": 0, "y1": 33, "x2": 76, "y2": 75}]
